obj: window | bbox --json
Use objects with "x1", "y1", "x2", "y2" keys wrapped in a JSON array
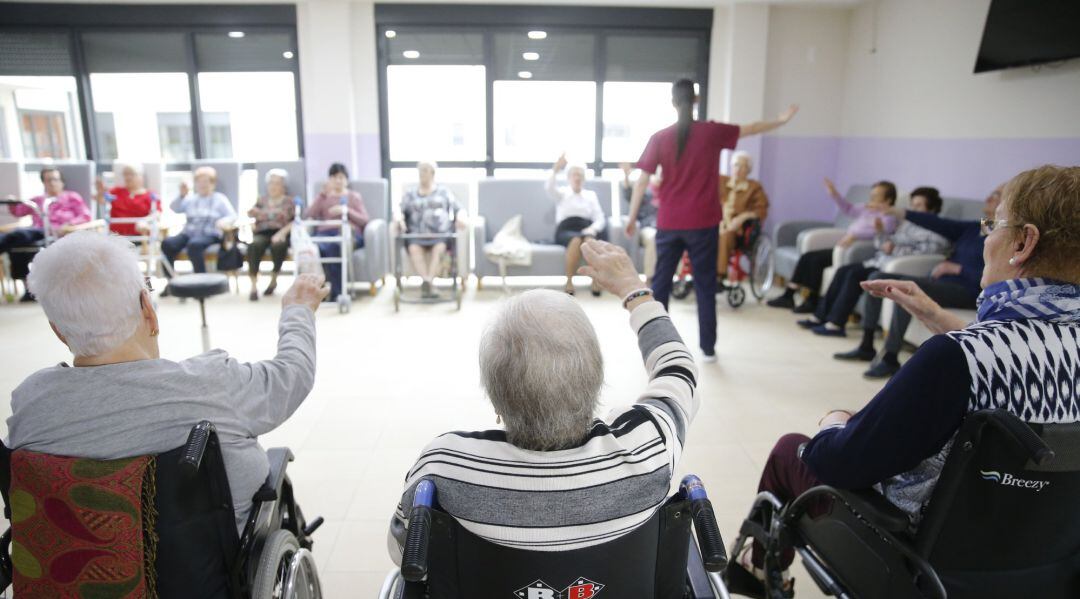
[
  {"x1": 95, "y1": 112, "x2": 117, "y2": 160},
  {"x1": 387, "y1": 65, "x2": 486, "y2": 161},
  {"x1": 156, "y1": 112, "x2": 194, "y2": 163},
  {"x1": 493, "y1": 80, "x2": 595, "y2": 163},
  {"x1": 198, "y1": 72, "x2": 297, "y2": 161},
  {"x1": 0, "y1": 76, "x2": 83, "y2": 160},
  {"x1": 602, "y1": 82, "x2": 697, "y2": 163}
]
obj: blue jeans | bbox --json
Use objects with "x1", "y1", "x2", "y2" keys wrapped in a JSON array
[
  {"x1": 314, "y1": 229, "x2": 364, "y2": 298},
  {"x1": 651, "y1": 227, "x2": 719, "y2": 353},
  {"x1": 161, "y1": 233, "x2": 221, "y2": 276}
]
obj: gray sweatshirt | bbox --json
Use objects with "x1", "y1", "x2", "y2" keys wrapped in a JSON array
[{"x1": 6, "y1": 304, "x2": 317, "y2": 531}]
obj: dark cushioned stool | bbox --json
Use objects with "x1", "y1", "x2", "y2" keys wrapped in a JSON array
[{"x1": 167, "y1": 273, "x2": 229, "y2": 352}]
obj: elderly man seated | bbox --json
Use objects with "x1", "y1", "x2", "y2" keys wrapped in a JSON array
[
  {"x1": 6, "y1": 232, "x2": 329, "y2": 530},
  {"x1": 388, "y1": 240, "x2": 699, "y2": 558}
]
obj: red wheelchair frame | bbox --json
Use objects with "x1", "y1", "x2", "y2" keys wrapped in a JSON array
[{"x1": 671, "y1": 220, "x2": 773, "y2": 308}]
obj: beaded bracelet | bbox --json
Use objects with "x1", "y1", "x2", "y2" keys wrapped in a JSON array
[{"x1": 622, "y1": 288, "x2": 654, "y2": 309}]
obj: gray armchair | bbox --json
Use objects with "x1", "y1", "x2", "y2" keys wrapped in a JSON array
[
  {"x1": 348, "y1": 179, "x2": 390, "y2": 295},
  {"x1": 472, "y1": 178, "x2": 614, "y2": 281}
]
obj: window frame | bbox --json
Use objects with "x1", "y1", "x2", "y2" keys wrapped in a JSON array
[
  {"x1": 375, "y1": 6, "x2": 711, "y2": 180},
  {"x1": 0, "y1": 4, "x2": 302, "y2": 172}
]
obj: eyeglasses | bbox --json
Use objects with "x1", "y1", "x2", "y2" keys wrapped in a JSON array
[
  {"x1": 980, "y1": 217, "x2": 1022, "y2": 236},
  {"x1": 144, "y1": 277, "x2": 154, "y2": 293}
]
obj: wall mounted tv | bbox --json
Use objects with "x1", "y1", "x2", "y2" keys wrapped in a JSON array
[{"x1": 975, "y1": 0, "x2": 1080, "y2": 73}]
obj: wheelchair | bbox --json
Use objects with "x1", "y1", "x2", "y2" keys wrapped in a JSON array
[
  {"x1": 724, "y1": 409, "x2": 1080, "y2": 599},
  {"x1": 392, "y1": 211, "x2": 463, "y2": 312},
  {"x1": 379, "y1": 475, "x2": 732, "y2": 599},
  {"x1": 0, "y1": 421, "x2": 324, "y2": 598},
  {"x1": 672, "y1": 219, "x2": 774, "y2": 307}
]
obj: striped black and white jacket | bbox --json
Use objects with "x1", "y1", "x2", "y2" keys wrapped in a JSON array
[{"x1": 389, "y1": 300, "x2": 698, "y2": 555}]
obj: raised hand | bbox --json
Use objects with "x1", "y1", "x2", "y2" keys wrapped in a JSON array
[
  {"x1": 577, "y1": 239, "x2": 643, "y2": 299},
  {"x1": 553, "y1": 153, "x2": 568, "y2": 172},
  {"x1": 283, "y1": 273, "x2": 330, "y2": 311},
  {"x1": 179, "y1": 181, "x2": 190, "y2": 199},
  {"x1": 778, "y1": 104, "x2": 799, "y2": 123},
  {"x1": 823, "y1": 177, "x2": 840, "y2": 200}
]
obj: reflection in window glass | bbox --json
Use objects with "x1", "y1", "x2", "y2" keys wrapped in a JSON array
[
  {"x1": 602, "y1": 81, "x2": 697, "y2": 163},
  {"x1": 387, "y1": 65, "x2": 486, "y2": 162},
  {"x1": 91, "y1": 73, "x2": 191, "y2": 162},
  {"x1": 0, "y1": 76, "x2": 83, "y2": 160},
  {"x1": 197, "y1": 72, "x2": 298, "y2": 160},
  {"x1": 494, "y1": 81, "x2": 595, "y2": 163}
]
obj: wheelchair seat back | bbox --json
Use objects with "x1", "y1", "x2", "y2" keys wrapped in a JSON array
[
  {"x1": 0, "y1": 431, "x2": 241, "y2": 599},
  {"x1": 915, "y1": 411, "x2": 1080, "y2": 599},
  {"x1": 408, "y1": 498, "x2": 693, "y2": 599}
]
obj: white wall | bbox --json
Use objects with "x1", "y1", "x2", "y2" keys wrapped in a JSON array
[{"x1": 840, "y1": 0, "x2": 1080, "y2": 139}]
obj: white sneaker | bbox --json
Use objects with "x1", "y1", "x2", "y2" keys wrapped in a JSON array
[{"x1": 701, "y1": 351, "x2": 718, "y2": 364}]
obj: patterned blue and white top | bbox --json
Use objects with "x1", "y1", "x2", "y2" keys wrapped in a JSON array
[
  {"x1": 400, "y1": 185, "x2": 460, "y2": 236},
  {"x1": 801, "y1": 278, "x2": 1080, "y2": 525}
]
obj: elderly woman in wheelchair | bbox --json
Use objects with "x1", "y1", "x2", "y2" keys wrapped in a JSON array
[
  {"x1": 727, "y1": 165, "x2": 1080, "y2": 599},
  {"x1": 381, "y1": 241, "x2": 731, "y2": 598},
  {"x1": 1, "y1": 232, "x2": 330, "y2": 597}
]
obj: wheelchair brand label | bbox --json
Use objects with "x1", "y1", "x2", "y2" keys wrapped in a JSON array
[
  {"x1": 514, "y1": 577, "x2": 605, "y2": 598},
  {"x1": 980, "y1": 470, "x2": 1050, "y2": 491}
]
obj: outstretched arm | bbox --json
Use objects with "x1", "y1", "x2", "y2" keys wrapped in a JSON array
[
  {"x1": 860, "y1": 278, "x2": 970, "y2": 334},
  {"x1": 739, "y1": 104, "x2": 799, "y2": 137}
]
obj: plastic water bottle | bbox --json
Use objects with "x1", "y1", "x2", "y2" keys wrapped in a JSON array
[{"x1": 290, "y1": 195, "x2": 322, "y2": 275}]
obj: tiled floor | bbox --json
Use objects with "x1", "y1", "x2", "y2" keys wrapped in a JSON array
[{"x1": 0, "y1": 276, "x2": 893, "y2": 597}]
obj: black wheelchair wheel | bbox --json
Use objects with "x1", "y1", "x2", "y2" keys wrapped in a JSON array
[
  {"x1": 253, "y1": 530, "x2": 301, "y2": 599},
  {"x1": 748, "y1": 235, "x2": 775, "y2": 301},
  {"x1": 672, "y1": 279, "x2": 693, "y2": 300},
  {"x1": 727, "y1": 285, "x2": 746, "y2": 308}
]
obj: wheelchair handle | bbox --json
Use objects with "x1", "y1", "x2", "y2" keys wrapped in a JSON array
[
  {"x1": 179, "y1": 421, "x2": 216, "y2": 478},
  {"x1": 401, "y1": 480, "x2": 435, "y2": 583},
  {"x1": 680, "y1": 475, "x2": 728, "y2": 572}
]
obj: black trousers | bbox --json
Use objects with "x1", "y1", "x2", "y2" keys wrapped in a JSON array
[
  {"x1": 863, "y1": 271, "x2": 978, "y2": 354},
  {"x1": 790, "y1": 249, "x2": 833, "y2": 296},
  {"x1": 248, "y1": 229, "x2": 289, "y2": 274},
  {"x1": 815, "y1": 263, "x2": 876, "y2": 326},
  {"x1": 0, "y1": 228, "x2": 44, "y2": 279}
]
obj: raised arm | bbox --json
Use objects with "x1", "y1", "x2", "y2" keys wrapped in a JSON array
[
  {"x1": 903, "y1": 210, "x2": 970, "y2": 242},
  {"x1": 227, "y1": 274, "x2": 330, "y2": 435},
  {"x1": 739, "y1": 104, "x2": 799, "y2": 137},
  {"x1": 546, "y1": 154, "x2": 568, "y2": 201},
  {"x1": 860, "y1": 278, "x2": 970, "y2": 334}
]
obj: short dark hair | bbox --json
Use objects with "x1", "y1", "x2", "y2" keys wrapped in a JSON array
[
  {"x1": 328, "y1": 163, "x2": 349, "y2": 179},
  {"x1": 40, "y1": 167, "x2": 62, "y2": 183},
  {"x1": 909, "y1": 186, "x2": 943, "y2": 214},
  {"x1": 873, "y1": 180, "x2": 898, "y2": 205}
]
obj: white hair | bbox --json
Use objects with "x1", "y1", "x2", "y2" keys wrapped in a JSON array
[
  {"x1": 27, "y1": 232, "x2": 145, "y2": 357},
  {"x1": 479, "y1": 289, "x2": 603, "y2": 451},
  {"x1": 731, "y1": 150, "x2": 754, "y2": 173},
  {"x1": 264, "y1": 168, "x2": 290, "y2": 185},
  {"x1": 416, "y1": 160, "x2": 439, "y2": 172},
  {"x1": 115, "y1": 161, "x2": 144, "y2": 177},
  {"x1": 567, "y1": 163, "x2": 588, "y2": 179}
]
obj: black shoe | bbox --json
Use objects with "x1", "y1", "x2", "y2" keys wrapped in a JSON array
[
  {"x1": 19, "y1": 291, "x2": 35, "y2": 303},
  {"x1": 812, "y1": 324, "x2": 846, "y2": 337},
  {"x1": 834, "y1": 347, "x2": 876, "y2": 362},
  {"x1": 864, "y1": 360, "x2": 901, "y2": 379},
  {"x1": 249, "y1": 289, "x2": 259, "y2": 301},
  {"x1": 766, "y1": 294, "x2": 795, "y2": 309},
  {"x1": 796, "y1": 318, "x2": 821, "y2": 329},
  {"x1": 792, "y1": 300, "x2": 818, "y2": 314}
]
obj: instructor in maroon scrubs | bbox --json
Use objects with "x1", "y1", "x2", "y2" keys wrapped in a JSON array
[{"x1": 626, "y1": 79, "x2": 797, "y2": 362}]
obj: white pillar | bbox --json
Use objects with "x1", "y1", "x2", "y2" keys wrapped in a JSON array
[{"x1": 722, "y1": 3, "x2": 770, "y2": 171}]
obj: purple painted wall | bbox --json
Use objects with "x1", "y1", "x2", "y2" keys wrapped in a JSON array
[
  {"x1": 755, "y1": 135, "x2": 1080, "y2": 232},
  {"x1": 303, "y1": 132, "x2": 382, "y2": 188}
]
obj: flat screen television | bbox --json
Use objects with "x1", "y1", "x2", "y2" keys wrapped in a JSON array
[{"x1": 975, "y1": 0, "x2": 1080, "y2": 73}]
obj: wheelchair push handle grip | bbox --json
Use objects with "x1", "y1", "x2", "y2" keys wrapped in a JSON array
[
  {"x1": 681, "y1": 475, "x2": 728, "y2": 572},
  {"x1": 401, "y1": 480, "x2": 435, "y2": 583},
  {"x1": 179, "y1": 421, "x2": 216, "y2": 477}
]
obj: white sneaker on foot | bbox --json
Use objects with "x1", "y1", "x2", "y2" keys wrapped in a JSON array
[{"x1": 701, "y1": 351, "x2": 718, "y2": 364}]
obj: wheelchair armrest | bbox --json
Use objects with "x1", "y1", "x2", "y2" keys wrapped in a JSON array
[
  {"x1": 253, "y1": 447, "x2": 294, "y2": 503},
  {"x1": 832, "y1": 488, "x2": 910, "y2": 533}
]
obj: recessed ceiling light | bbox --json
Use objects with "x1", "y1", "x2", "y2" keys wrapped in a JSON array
[
  {"x1": 527, "y1": 31, "x2": 547, "y2": 40},
  {"x1": 385, "y1": 30, "x2": 397, "y2": 38},
  {"x1": 517, "y1": 71, "x2": 533, "y2": 79},
  {"x1": 283, "y1": 51, "x2": 294, "y2": 59},
  {"x1": 522, "y1": 52, "x2": 540, "y2": 61},
  {"x1": 403, "y1": 50, "x2": 420, "y2": 59},
  {"x1": 228, "y1": 31, "x2": 245, "y2": 39}
]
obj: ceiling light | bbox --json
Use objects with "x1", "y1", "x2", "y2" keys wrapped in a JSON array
[
  {"x1": 528, "y1": 31, "x2": 547, "y2": 40},
  {"x1": 228, "y1": 31, "x2": 245, "y2": 39},
  {"x1": 522, "y1": 52, "x2": 540, "y2": 61},
  {"x1": 517, "y1": 71, "x2": 533, "y2": 79},
  {"x1": 403, "y1": 50, "x2": 420, "y2": 59},
  {"x1": 385, "y1": 30, "x2": 397, "y2": 38},
  {"x1": 283, "y1": 51, "x2": 294, "y2": 59}
]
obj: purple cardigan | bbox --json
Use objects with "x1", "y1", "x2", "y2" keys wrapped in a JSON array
[{"x1": 835, "y1": 196, "x2": 897, "y2": 239}]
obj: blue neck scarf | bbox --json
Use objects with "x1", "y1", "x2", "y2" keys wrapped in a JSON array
[{"x1": 976, "y1": 278, "x2": 1080, "y2": 324}]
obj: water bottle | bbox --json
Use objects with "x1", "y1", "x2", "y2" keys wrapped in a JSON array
[{"x1": 290, "y1": 195, "x2": 321, "y2": 275}]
